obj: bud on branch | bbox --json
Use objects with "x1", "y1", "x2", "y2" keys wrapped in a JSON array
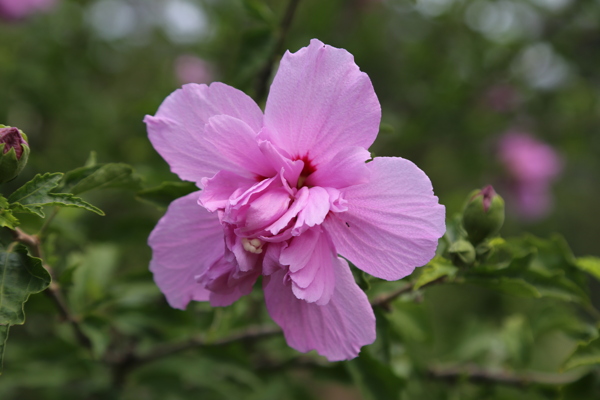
[{"x1": 0, "y1": 125, "x2": 30, "y2": 183}]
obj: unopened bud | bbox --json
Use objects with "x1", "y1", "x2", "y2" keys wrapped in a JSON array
[
  {"x1": 449, "y1": 239, "x2": 476, "y2": 267},
  {"x1": 0, "y1": 125, "x2": 30, "y2": 183},
  {"x1": 462, "y1": 185, "x2": 505, "y2": 245}
]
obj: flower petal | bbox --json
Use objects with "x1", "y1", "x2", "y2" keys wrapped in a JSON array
[
  {"x1": 144, "y1": 82, "x2": 263, "y2": 183},
  {"x1": 258, "y1": 140, "x2": 304, "y2": 187},
  {"x1": 148, "y1": 191, "x2": 224, "y2": 309},
  {"x1": 199, "y1": 170, "x2": 256, "y2": 212},
  {"x1": 305, "y1": 147, "x2": 371, "y2": 189},
  {"x1": 281, "y1": 227, "x2": 336, "y2": 305},
  {"x1": 150, "y1": 262, "x2": 211, "y2": 309},
  {"x1": 263, "y1": 257, "x2": 376, "y2": 361},
  {"x1": 265, "y1": 186, "x2": 309, "y2": 235},
  {"x1": 323, "y1": 157, "x2": 445, "y2": 280},
  {"x1": 263, "y1": 242, "x2": 286, "y2": 276},
  {"x1": 263, "y1": 39, "x2": 381, "y2": 165},
  {"x1": 293, "y1": 187, "x2": 331, "y2": 234},
  {"x1": 242, "y1": 186, "x2": 292, "y2": 233},
  {"x1": 202, "y1": 115, "x2": 274, "y2": 178},
  {"x1": 197, "y1": 256, "x2": 260, "y2": 307}
]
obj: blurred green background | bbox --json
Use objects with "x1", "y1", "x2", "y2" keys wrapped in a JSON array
[{"x1": 1, "y1": 0, "x2": 599, "y2": 399}]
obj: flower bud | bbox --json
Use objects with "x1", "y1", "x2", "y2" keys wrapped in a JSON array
[
  {"x1": 448, "y1": 239, "x2": 476, "y2": 267},
  {"x1": 462, "y1": 185, "x2": 505, "y2": 245},
  {"x1": 0, "y1": 125, "x2": 30, "y2": 183}
]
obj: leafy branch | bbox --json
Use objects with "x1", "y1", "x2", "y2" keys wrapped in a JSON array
[
  {"x1": 8, "y1": 173, "x2": 104, "y2": 217},
  {"x1": 11, "y1": 228, "x2": 92, "y2": 351},
  {"x1": 124, "y1": 325, "x2": 282, "y2": 366},
  {"x1": 105, "y1": 325, "x2": 282, "y2": 388},
  {"x1": 254, "y1": 357, "x2": 586, "y2": 388},
  {"x1": 370, "y1": 276, "x2": 449, "y2": 310}
]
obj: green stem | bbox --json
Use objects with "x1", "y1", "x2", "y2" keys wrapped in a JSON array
[
  {"x1": 254, "y1": 0, "x2": 302, "y2": 102},
  {"x1": 371, "y1": 276, "x2": 448, "y2": 310}
]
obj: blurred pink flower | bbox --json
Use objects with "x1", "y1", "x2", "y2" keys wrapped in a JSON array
[
  {"x1": 174, "y1": 54, "x2": 213, "y2": 85},
  {"x1": 498, "y1": 131, "x2": 563, "y2": 219},
  {"x1": 484, "y1": 84, "x2": 520, "y2": 113},
  {"x1": 145, "y1": 39, "x2": 445, "y2": 361},
  {"x1": 0, "y1": 0, "x2": 56, "y2": 21}
]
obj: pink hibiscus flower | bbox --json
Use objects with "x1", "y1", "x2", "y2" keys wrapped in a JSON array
[
  {"x1": 0, "y1": 0, "x2": 56, "y2": 21},
  {"x1": 144, "y1": 39, "x2": 445, "y2": 361}
]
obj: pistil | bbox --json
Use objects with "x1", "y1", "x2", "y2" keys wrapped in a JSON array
[{"x1": 241, "y1": 237, "x2": 264, "y2": 254}]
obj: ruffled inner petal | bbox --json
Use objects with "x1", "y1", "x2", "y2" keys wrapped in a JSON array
[{"x1": 280, "y1": 227, "x2": 337, "y2": 305}]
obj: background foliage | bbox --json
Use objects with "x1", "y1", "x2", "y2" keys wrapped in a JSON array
[{"x1": 0, "y1": 0, "x2": 599, "y2": 399}]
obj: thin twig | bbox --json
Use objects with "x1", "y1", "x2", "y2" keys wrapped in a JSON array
[
  {"x1": 103, "y1": 325, "x2": 282, "y2": 389},
  {"x1": 131, "y1": 325, "x2": 282, "y2": 366},
  {"x1": 12, "y1": 227, "x2": 92, "y2": 350},
  {"x1": 253, "y1": 357, "x2": 586, "y2": 388},
  {"x1": 254, "y1": 0, "x2": 302, "y2": 102},
  {"x1": 370, "y1": 276, "x2": 448, "y2": 310},
  {"x1": 428, "y1": 364, "x2": 586, "y2": 387}
]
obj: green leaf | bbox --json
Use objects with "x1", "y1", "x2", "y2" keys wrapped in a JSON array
[
  {"x1": 0, "y1": 196, "x2": 18, "y2": 229},
  {"x1": 387, "y1": 301, "x2": 431, "y2": 343},
  {"x1": 564, "y1": 335, "x2": 600, "y2": 370},
  {"x1": 0, "y1": 210, "x2": 18, "y2": 229},
  {"x1": 0, "y1": 324, "x2": 8, "y2": 375},
  {"x1": 80, "y1": 315, "x2": 111, "y2": 359},
  {"x1": 477, "y1": 237, "x2": 519, "y2": 270},
  {"x1": 7, "y1": 173, "x2": 104, "y2": 217},
  {"x1": 0, "y1": 245, "x2": 51, "y2": 325},
  {"x1": 525, "y1": 273, "x2": 589, "y2": 304},
  {"x1": 353, "y1": 268, "x2": 371, "y2": 291},
  {"x1": 136, "y1": 181, "x2": 198, "y2": 209},
  {"x1": 463, "y1": 277, "x2": 542, "y2": 298},
  {"x1": 7, "y1": 172, "x2": 62, "y2": 204},
  {"x1": 84, "y1": 151, "x2": 97, "y2": 167},
  {"x1": 413, "y1": 256, "x2": 458, "y2": 290},
  {"x1": 68, "y1": 244, "x2": 119, "y2": 314},
  {"x1": 59, "y1": 163, "x2": 142, "y2": 195},
  {"x1": 346, "y1": 350, "x2": 403, "y2": 400},
  {"x1": 500, "y1": 314, "x2": 533, "y2": 367},
  {"x1": 575, "y1": 257, "x2": 600, "y2": 282},
  {"x1": 443, "y1": 214, "x2": 466, "y2": 245}
]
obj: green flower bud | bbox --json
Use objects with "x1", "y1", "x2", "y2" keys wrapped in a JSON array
[
  {"x1": 449, "y1": 239, "x2": 476, "y2": 267},
  {"x1": 0, "y1": 125, "x2": 30, "y2": 184},
  {"x1": 462, "y1": 185, "x2": 505, "y2": 245}
]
